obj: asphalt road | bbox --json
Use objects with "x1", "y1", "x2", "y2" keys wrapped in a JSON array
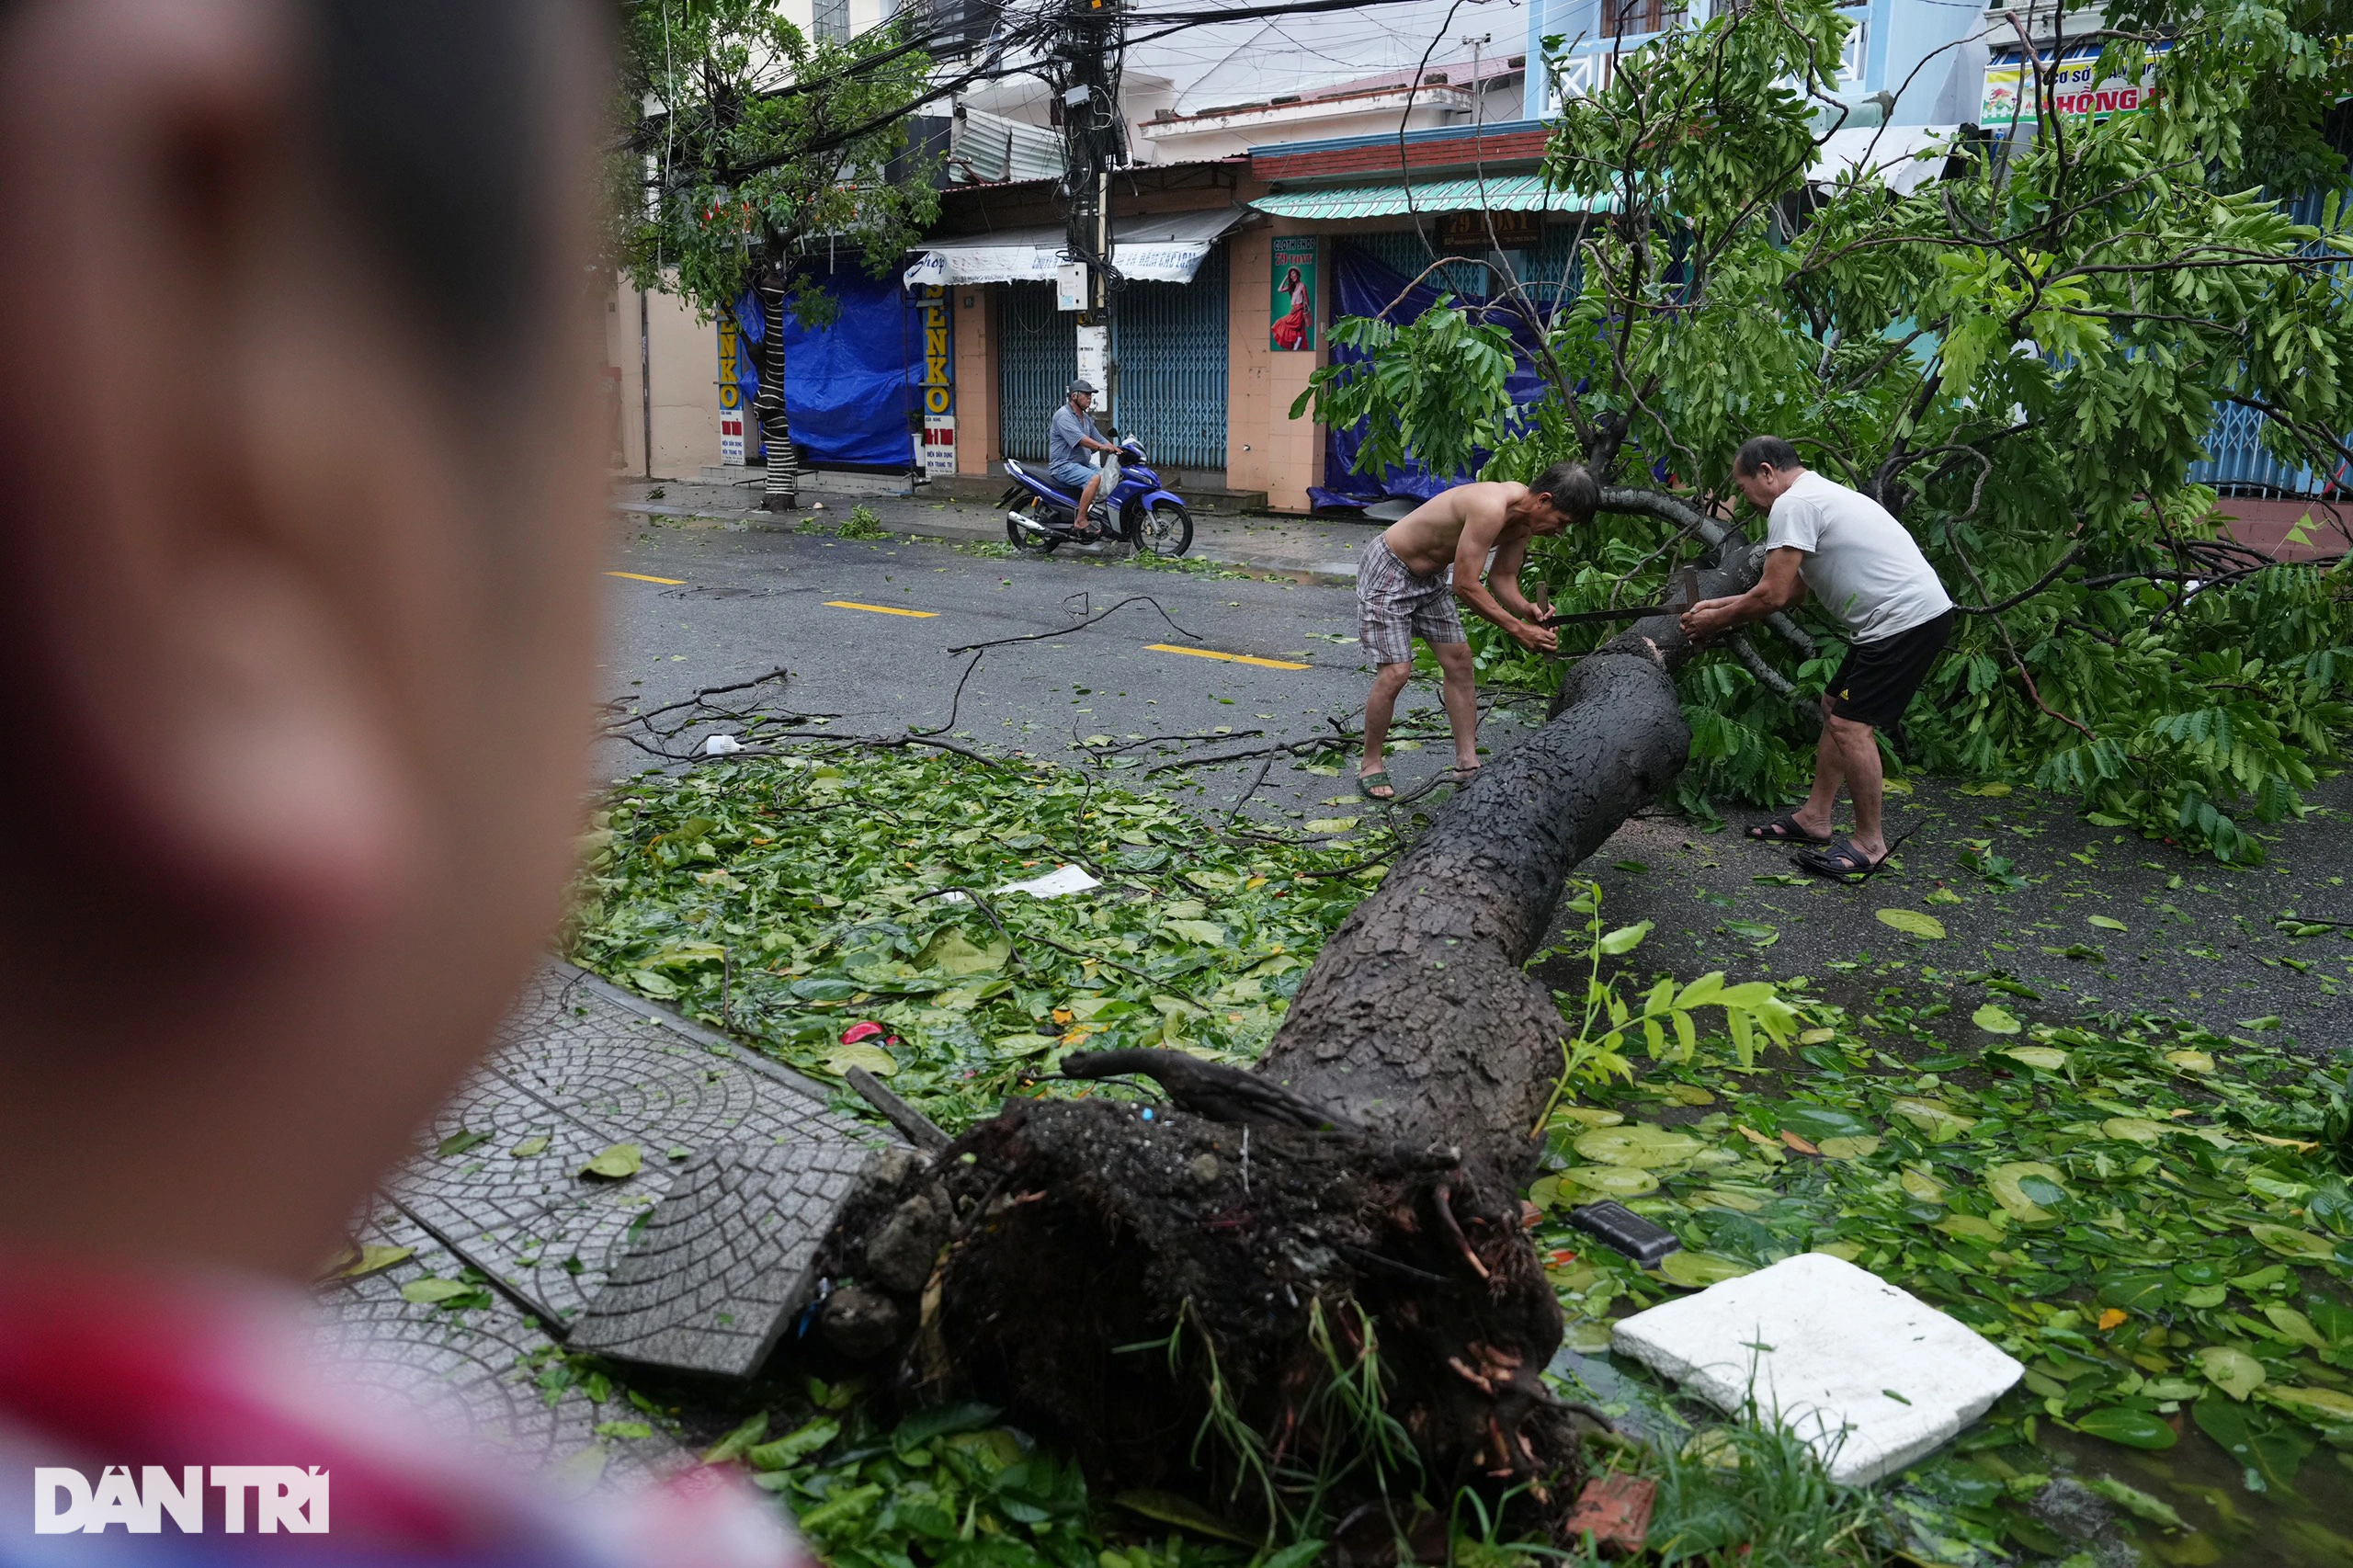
[
  {"x1": 600, "y1": 512, "x2": 2353, "y2": 1052},
  {"x1": 598, "y1": 512, "x2": 1538, "y2": 817}
]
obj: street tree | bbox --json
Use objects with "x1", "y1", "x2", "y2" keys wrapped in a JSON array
[
  {"x1": 613, "y1": 0, "x2": 943, "y2": 509},
  {"x1": 788, "y1": 6, "x2": 2353, "y2": 1548},
  {"x1": 1303, "y1": 0, "x2": 2353, "y2": 861},
  {"x1": 578, "y1": 3, "x2": 2353, "y2": 1552}
]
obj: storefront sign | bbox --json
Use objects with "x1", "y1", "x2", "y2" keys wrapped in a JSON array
[
  {"x1": 1075, "y1": 324, "x2": 1109, "y2": 401},
  {"x1": 1271, "y1": 236, "x2": 1316, "y2": 352},
  {"x1": 716, "y1": 317, "x2": 747, "y2": 464},
  {"x1": 917, "y1": 284, "x2": 956, "y2": 477},
  {"x1": 1439, "y1": 210, "x2": 1541, "y2": 251},
  {"x1": 1982, "y1": 42, "x2": 2168, "y2": 125}
]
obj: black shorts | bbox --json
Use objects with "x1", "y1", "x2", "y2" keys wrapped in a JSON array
[{"x1": 1828, "y1": 608, "x2": 1954, "y2": 729}]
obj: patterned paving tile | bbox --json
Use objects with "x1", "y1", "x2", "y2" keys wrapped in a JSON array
[
  {"x1": 568, "y1": 1140, "x2": 875, "y2": 1376},
  {"x1": 309, "y1": 1212, "x2": 686, "y2": 1491},
  {"x1": 320, "y1": 959, "x2": 900, "y2": 1420}
]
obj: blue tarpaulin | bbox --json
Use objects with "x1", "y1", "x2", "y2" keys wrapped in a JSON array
[
  {"x1": 1313, "y1": 241, "x2": 1563, "y2": 510},
  {"x1": 732, "y1": 265, "x2": 924, "y2": 469}
]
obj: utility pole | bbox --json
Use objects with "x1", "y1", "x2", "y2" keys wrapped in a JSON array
[{"x1": 1052, "y1": 0, "x2": 1126, "y2": 430}]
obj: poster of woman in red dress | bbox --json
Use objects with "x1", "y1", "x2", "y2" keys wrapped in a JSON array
[{"x1": 1270, "y1": 239, "x2": 1316, "y2": 351}]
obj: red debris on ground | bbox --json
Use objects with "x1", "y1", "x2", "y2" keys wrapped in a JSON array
[{"x1": 1563, "y1": 1472, "x2": 1654, "y2": 1558}]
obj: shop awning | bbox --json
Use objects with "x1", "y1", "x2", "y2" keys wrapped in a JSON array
[
  {"x1": 903, "y1": 207, "x2": 1251, "y2": 288},
  {"x1": 1809, "y1": 126, "x2": 1961, "y2": 196},
  {"x1": 1248, "y1": 175, "x2": 1598, "y2": 222}
]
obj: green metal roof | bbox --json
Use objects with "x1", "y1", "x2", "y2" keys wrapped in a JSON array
[{"x1": 1249, "y1": 175, "x2": 1601, "y2": 222}]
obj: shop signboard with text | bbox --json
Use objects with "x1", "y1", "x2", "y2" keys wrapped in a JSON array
[
  {"x1": 916, "y1": 284, "x2": 956, "y2": 477},
  {"x1": 716, "y1": 317, "x2": 747, "y2": 464},
  {"x1": 1982, "y1": 40, "x2": 2170, "y2": 126}
]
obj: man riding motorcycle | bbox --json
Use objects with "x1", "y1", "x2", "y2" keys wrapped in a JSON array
[{"x1": 1048, "y1": 380, "x2": 1120, "y2": 539}]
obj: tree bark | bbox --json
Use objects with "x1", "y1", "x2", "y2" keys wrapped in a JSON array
[
  {"x1": 812, "y1": 531, "x2": 1768, "y2": 1549},
  {"x1": 757, "y1": 271, "x2": 799, "y2": 512}
]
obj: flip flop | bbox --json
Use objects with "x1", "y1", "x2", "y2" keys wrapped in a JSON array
[
  {"x1": 1748, "y1": 812, "x2": 1833, "y2": 846},
  {"x1": 1357, "y1": 770, "x2": 1395, "y2": 801},
  {"x1": 1790, "y1": 828, "x2": 1917, "y2": 883}
]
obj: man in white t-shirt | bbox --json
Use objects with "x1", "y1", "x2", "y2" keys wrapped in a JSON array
[{"x1": 1680, "y1": 436, "x2": 1955, "y2": 879}]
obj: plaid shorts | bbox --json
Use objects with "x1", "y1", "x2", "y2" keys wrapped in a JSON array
[{"x1": 1358, "y1": 536, "x2": 1464, "y2": 666}]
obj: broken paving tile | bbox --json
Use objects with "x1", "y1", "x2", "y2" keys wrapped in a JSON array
[
  {"x1": 310, "y1": 1211, "x2": 686, "y2": 1489},
  {"x1": 568, "y1": 1139, "x2": 879, "y2": 1377},
  {"x1": 347, "y1": 961, "x2": 894, "y2": 1384}
]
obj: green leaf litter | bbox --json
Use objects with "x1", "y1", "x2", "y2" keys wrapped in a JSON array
[
  {"x1": 1533, "y1": 986, "x2": 2353, "y2": 1563},
  {"x1": 568, "y1": 751, "x2": 1383, "y2": 1132},
  {"x1": 569, "y1": 749, "x2": 2353, "y2": 1563}
]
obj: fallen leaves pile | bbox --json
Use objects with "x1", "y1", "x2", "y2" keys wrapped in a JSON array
[
  {"x1": 568, "y1": 749, "x2": 1386, "y2": 1131},
  {"x1": 569, "y1": 750, "x2": 2353, "y2": 1563},
  {"x1": 1536, "y1": 993, "x2": 2353, "y2": 1563}
]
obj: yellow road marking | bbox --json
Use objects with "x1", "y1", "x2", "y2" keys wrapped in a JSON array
[
  {"x1": 1145, "y1": 643, "x2": 1311, "y2": 670},
  {"x1": 607, "y1": 570, "x2": 688, "y2": 585},
  {"x1": 825, "y1": 600, "x2": 938, "y2": 619}
]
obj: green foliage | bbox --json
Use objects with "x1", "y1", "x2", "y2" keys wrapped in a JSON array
[
  {"x1": 2101, "y1": 0, "x2": 2353, "y2": 194},
  {"x1": 743, "y1": 1391, "x2": 1119, "y2": 1568},
  {"x1": 1292, "y1": 0, "x2": 2353, "y2": 860},
  {"x1": 1533, "y1": 992, "x2": 2353, "y2": 1560},
  {"x1": 1638, "y1": 1419, "x2": 1885, "y2": 1567},
  {"x1": 567, "y1": 750, "x2": 1386, "y2": 1131},
  {"x1": 1290, "y1": 305, "x2": 1525, "y2": 485},
  {"x1": 610, "y1": 0, "x2": 940, "y2": 325},
  {"x1": 839, "y1": 503, "x2": 888, "y2": 539},
  {"x1": 1536, "y1": 881, "x2": 1801, "y2": 1131}
]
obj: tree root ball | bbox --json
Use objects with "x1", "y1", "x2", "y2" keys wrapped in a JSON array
[
  {"x1": 823, "y1": 1286, "x2": 905, "y2": 1361},
  {"x1": 897, "y1": 1098, "x2": 1586, "y2": 1537}
]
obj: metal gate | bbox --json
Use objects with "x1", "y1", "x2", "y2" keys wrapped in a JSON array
[
  {"x1": 1112, "y1": 244, "x2": 1229, "y2": 472},
  {"x1": 995, "y1": 244, "x2": 1231, "y2": 473},
  {"x1": 1349, "y1": 231, "x2": 1491, "y2": 300},
  {"x1": 996, "y1": 281, "x2": 1076, "y2": 465},
  {"x1": 1348, "y1": 229, "x2": 1586, "y2": 311}
]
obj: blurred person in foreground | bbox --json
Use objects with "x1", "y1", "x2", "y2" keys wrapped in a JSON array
[{"x1": 0, "y1": 3, "x2": 801, "y2": 1564}]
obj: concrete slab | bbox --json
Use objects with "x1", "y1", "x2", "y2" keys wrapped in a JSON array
[{"x1": 1609, "y1": 1252, "x2": 2024, "y2": 1485}]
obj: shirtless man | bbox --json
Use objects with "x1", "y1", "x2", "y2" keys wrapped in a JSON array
[{"x1": 1357, "y1": 462, "x2": 1599, "y2": 800}]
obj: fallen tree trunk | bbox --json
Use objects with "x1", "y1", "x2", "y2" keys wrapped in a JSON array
[{"x1": 812, "y1": 534, "x2": 1768, "y2": 1549}]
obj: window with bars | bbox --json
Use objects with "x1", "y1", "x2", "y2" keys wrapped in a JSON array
[{"x1": 813, "y1": 0, "x2": 849, "y2": 41}]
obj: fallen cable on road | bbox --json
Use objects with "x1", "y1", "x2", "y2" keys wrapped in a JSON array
[
  {"x1": 942, "y1": 593, "x2": 1201, "y2": 655},
  {"x1": 598, "y1": 667, "x2": 838, "y2": 761}
]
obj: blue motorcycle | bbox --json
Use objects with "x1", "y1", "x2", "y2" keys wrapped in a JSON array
[{"x1": 1001, "y1": 436, "x2": 1194, "y2": 557}]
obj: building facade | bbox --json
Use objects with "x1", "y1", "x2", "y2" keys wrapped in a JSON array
[{"x1": 608, "y1": 5, "x2": 2343, "y2": 518}]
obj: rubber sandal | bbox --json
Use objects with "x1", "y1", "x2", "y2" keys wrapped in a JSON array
[
  {"x1": 1443, "y1": 765, "x2": 1483, "y2": 785},
  {"x1": 1356, "y1": 770, "x2": 1395, "y2": 801},
  {"x1": 1747, "y1": 812, "x2": 1832, "y2": 846},
  {"x1": 1790, "y1": 827, "x2": 1917, "y2": 883}
]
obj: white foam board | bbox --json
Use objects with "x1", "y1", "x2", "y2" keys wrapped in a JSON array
[
  {"x1": 997, "y1": 864, "x2": 1101, "y2": 899},
  {"x1": 932, "y1": 865, "x2": 1100, "y2": 906},
  {"x1": 1609, "y1": 1252, "x2": 2023, "y2": 1485}
]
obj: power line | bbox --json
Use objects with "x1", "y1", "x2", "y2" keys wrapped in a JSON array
[{"x1": 639, "y1": 0, "x2": 1517, "y2": 186}]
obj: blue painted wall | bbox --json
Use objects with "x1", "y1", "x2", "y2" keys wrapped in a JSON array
[{"x1": 1524, "y1": 0, "x2": 1986, "y2": 126}]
